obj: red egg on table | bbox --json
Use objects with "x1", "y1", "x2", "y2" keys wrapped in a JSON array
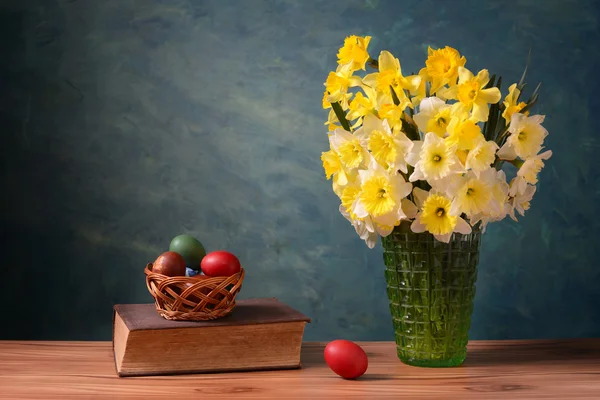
[
  {"x1": 324, "y1": 339, "x2": 368, "y2": 379},
  {"x1": 201, "y1": 250, "x2": 241, "y2": 277}
]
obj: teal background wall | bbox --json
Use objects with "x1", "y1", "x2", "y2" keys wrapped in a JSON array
[{"x1": 1, "y1": 0, "x2": 599, "y2": 341}]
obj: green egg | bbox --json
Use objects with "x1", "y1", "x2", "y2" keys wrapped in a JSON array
[{"x1": 169, "y1": 234, "x2": 206, "y2": 269}]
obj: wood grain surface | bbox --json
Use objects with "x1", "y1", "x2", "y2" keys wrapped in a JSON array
[{"x1": 0, "y1": 339, "x2": 599, "y2": 399}]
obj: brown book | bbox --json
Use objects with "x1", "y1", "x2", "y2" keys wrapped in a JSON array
[{"x1": 112, "y1": 298, "x2": 311, "y2": 377}]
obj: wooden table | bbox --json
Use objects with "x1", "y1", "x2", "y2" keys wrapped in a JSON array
[{"x1": 0, "y1": 339, "x2": 599, "y2": 399}]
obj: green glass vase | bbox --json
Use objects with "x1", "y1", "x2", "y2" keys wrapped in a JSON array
[{"x1": 381, "y1": 221, "x2": 481, "y2": 367}]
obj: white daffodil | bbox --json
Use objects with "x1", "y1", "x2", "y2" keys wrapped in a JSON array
[
  {"x1": 339, "y1": 204, "x2": 379, "y2": 249},
  {"x1": 469, "y1": 169, "x2": 511, "y2": 232},
  {"x1": 509, "y1": 150, "x2": 553, "y2": 196},
  {"x1": 328, "y1": 127, "x2": 370, "y2": 171},
  {"x1": 413, "y1": 96, "x2": 453, "y2": 138},
  {"x1": 352, "y1": 156, "x2": 413, "y2": 229},
  {"x1": 407, "y1": 132, "x2": 464, "y2": 182},
  {"x1": 497, "y1": 113, "x2": 549, "y2": 160},
  {"x1": 466, "y1": 139, "x2": 499, "y2": 177},
  {"x1": 448, "y1": 168, "x2": 501, "y2": 218},
  {"x1": 353, "y1": 114, "x2": 413, "y2": 174},
  {"x1": 409, "y1": 187, "x2": 472, "y2": 243},
  {"x1": 508, "y1": 184, "x2": 537, "y2": 222}
]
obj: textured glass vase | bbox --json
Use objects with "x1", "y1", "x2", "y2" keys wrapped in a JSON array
[{"x1": 381, "y1": 221, "x2": 481, "y2": 367}]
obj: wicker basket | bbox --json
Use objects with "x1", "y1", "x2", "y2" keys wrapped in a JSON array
[{"x1": 144, "y1": 263, "x2": 244, "y2": 321}]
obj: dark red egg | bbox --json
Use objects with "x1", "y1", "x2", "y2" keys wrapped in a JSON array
[{"x1": 152, "y1": 251, "x2": 186, "y2": 277}]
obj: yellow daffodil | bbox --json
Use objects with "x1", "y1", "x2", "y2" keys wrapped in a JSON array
[
  {"x1": 440, "y1": 67, "x2": 501, "y2": 122},
  {"x1": 363, "y1": 51, "x2": 421, "y2": 111},
  {"x1": 377, "y1": 103, "x2": 405, "y2": 134},
  {"x1": 424, "y1": 46, "x2": 467, "y2": 94},
  {"x1": 465, "y1": 140, "x2": 499, "y2": 177},
  {"x1": 347, "y1": 86, "x2": 378, "y2": 127},
  {"x1": 445, "y1": 116, "x2": 485, "y2": 151},
  {"x1": 324, "y1": 109, "x2": 339, "y2": 131},
  {"x1": 502, "y1": 83, "x2": 528, "y2": 123},
  {"x1": 324, "y1": 63, "x2": 362, "y2": 106},
  {"x1": 323, "y1": 90, "x2": 352, "y2": 110},
  {"x1": 340, "y1": 183, "x2": 361, "y2": 218},
  {"x1": 407, "y1": 132, "x2": 464, "y2": 182},
  {"x1": 321, "y1": 148, "x2": 355, "y2": 196},
  {"x1": 413, "y1": 96, "x2": 453, "y2": 138},
  {"x1": 337, "y1": 35, "x2": 372, "y2": 72},
  {"x1": 354, "y1": 114, "x2": 414, "y2": 173},
  {"x1": 410, "y1": 187, "x2": 472, "y2": 243},
  {"x1": 409, "y1": 67, "x2": 429, "y2": 107},
  {"x1": 509, "y1": 149, "x2": 552, "y2": 196},
  {"x1": 497, "y1": 113, "x2": 549, "y2": 160},
  {"x1": 352, "y1": 156, "x2": 413, "y2": 229}
]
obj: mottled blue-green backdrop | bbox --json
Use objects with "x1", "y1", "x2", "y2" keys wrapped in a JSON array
[{"x1": 1, "y1": 0, "x2": 599, "y2": 341}]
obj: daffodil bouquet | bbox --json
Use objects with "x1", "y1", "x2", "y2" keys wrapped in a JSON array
[{"x1": 321, "y1": 36, "x2": 551, "y2": 248}]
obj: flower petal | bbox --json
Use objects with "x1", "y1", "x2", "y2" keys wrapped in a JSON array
[
  {"x1": 394, "y1": 180, "x2": 413, "y2": 200},
  {"x1": 457, "y1": 66, "x2": 474, "y2": 84},
  {"x1": 472, "y1": 100, "x2": 490, "y2": 122},
  {"x1": 419, "y1": 96, "x2": 446, "y2": 115},
  {"x1": 403, "y1": 74, "x2": 422, "y2": 93},
  {"x1": 410, "y1": 216, "x2": 427, "y2": 233},
  {"x1": 475, "y1": 69, "x2": 491, "y2": 88},
  {"x1": 378, "y1": 50, "x2": 398, "y2": 72},
  {"x1": 538, "y1": 149, "x2": 553, "y2": 160},
  {"x1": 375, "y1": 223, "x2": 394, "y2": 237},
  {"x1": 352, "y1": 198, "x2": 369, "y2": 218},
  {"x1": 412, "y1": 187, "x2": 430, "y2": 208},
  {"x1": 409, "y1": 164, "x2": 425, "y2": 182},
  {"x1": 401, "y1": 198, "x2": 419, "y2": 219},
  {"x1": 434, "y1": 233, "x2": 452, "y2": 243},
  {"x1": 478, "y1": 87, "x2": 501, "y2": 104},
  {"x1": 362, "y1": 113, "x2": 383, "y2": 135},
  {"x1": 365, "y1": 234, "x2": 378, "y2": 249},
  {"x1": 454, "y1": 217, "x2": 472, "y2": 234},
  {"x1": 497, "y1": 142, "x2": 517, "y2": 160}
]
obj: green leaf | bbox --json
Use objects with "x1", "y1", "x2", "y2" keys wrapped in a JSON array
[
  {"x1": 520, "y1": 98, "x2": 538, "y2": 115},
  {"x1": 485, "y1": 74, "x2": 497, "y2": 90},
  {"x1": 331, "y1": 101, "x2": 351, "y2": 132},
  {"x1": 402, "y1": 112, "x2": 421, "y2": 141},
  {"x1": 367, "y1": 57, "x2": 379, "y2": 69},
  {"x1": 517, "y1": 48, "x2": 532, "y2": 91},
  {"x1": 527, "y1": 82, "x2": 542, "y2": 103},
  {"x1": 390, "y1": 86, "x2": 401, "y2": 106}
]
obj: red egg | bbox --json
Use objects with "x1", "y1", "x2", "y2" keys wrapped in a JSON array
[
  {"x1": 324, "y1": 340, "x2": 368, "y2": 379},
  {"x1": 201, "y1": 251, "x2": 241, "y2": 277}
]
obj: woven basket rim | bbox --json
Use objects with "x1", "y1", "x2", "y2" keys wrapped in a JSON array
[
  {"x1": 144, "y1": 262, "x2": 245, "y2": 279},
  {"x1": 144, "y1": 262, "x2": 245, "y2": 321}
]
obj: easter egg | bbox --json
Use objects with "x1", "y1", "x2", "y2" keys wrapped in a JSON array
[
  {"x1": 152, "y1": 251, "x2": 186, "y2": 277},
  {"x1": 201, "y1": 250, "x2": 241, "y2": 277},
  {"x1": 324, "y1": 340, "x2": 368, "y2": 379},
  {"x1": 169, "y1": 234, "x2": 206, "y2": 269}
]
